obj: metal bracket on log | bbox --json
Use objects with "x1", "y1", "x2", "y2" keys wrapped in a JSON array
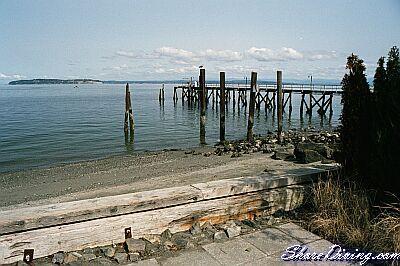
[
  {"x1": 125, "y1": 227, "x2": 132, "y2": 239},
  {"x1": 23, "y1": 249, "x2": 34, "y2": 264}
]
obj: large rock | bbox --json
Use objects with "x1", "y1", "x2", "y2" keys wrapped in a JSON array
[
  {"x1": 213, "y1": 230, "x2": 228, "y2": 241},
  {"x1": 113, "y1": 252, "x2": 128, "y2": 263},
  {"x1": 294, "y1": 142, "x2": 326, "y2": 163},
  {"x1": 52, "y1": 252, "x2": 64, "y2": 264},
  {"x1": 160, "y1": 229, "x2": 173, "y2": 241},
  {"x1": 63, "y1": 252, "x2": 81, "y2": 264},
  {"x1": 125, "y1": 238, "x2": 146, "y2": 253},
  {"x1": 189, "y1": 222, "x2": 202, "y2": 235},
  {"x1": 271, "y1": 148, "x2": 294, "y2": 160},
  {"x1": 101, "y1": 246, "x2": 116, "y2": 258}
]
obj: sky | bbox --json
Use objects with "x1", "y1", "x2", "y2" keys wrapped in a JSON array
[{"x1": 0, "y1": 0, "x2": 399, "y2": 83}]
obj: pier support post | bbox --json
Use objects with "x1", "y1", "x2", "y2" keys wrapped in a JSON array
[
  {"x1": 199, "y1": 69, "x2": 206, "y2": 144},
  {"x1": 277, "y1": 71, "x2": 283, "y2": 144},
  {"x1": 219, "y1": 72, "x2": 226, "y2": 143},
  {"x1": 246, "y1": 72, "x2": 257, "y2": 142}
]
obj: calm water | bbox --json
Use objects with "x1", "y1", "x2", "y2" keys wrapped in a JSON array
[{"x1": 0, "y1": 84, "x2": 341, "y2": 173}]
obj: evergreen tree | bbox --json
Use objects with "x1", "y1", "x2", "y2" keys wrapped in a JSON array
[
  {"x1": 373, "y1": 57, "x2": 386, "y2": 97},
  {"x1": 370, "y1": 46, "x2": 400, "y2": 195},
  {"x1": 386, "y1": 46, "x2": 400, "y2": 87},
  {"x1": 340, "y1": 54, "x2": 371, "y2": 176}
]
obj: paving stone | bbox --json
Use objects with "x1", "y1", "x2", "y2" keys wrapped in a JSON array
[
  {"x1": 238, "y1": 255, "x2": 316, "y2": 265},
  {"x1": 241, "y1": 228, "x2": 301, "y2": 256},
  {"x1": 277, "y1": 223, "x2": 321, "y2": 243},
  {"x1": 159, "y1": 249, "x2": 220, "y2": 266},
  {"x1": 203, "y1": 237, "x2": 265, "y2": 265},
  {"x1": 127, "y1": 258, "x2": 160, "y2": 265},
  {"x1": 305, "y1": 239, "x2": 335, "y2": 253}
]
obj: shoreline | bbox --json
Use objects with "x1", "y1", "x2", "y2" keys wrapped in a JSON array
[{"x1": 0, "y1": 128, "x2": 340, "y2": 209}]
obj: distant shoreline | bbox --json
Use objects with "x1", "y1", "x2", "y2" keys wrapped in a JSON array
[
  {"x1": 7, "y1": 78, "x2": 342, "y2": 86},
  {"x1": 8, "y1": 78, "x2": 103, "y2": 85}
]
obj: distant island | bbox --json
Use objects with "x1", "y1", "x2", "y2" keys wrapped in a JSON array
[{"x1": 8, "y1": 79, "x2": 103, "y2": 85}]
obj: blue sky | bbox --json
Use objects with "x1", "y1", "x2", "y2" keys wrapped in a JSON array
[{"x1": 0, "y1": 0, "x2": 399, "y2": 82}]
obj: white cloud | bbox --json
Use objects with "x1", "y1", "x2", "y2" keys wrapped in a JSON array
[
  {"x1": 154, "y1": 47, "x2": 197, "y2": 61},
  {"x1": 154, "y1": 64, "x2": 198, "y2": 74},
  {"x1": 200, "y1": 49, "x2": 243, "y2": 62},
  {"x1": 247, "y1": 47, "x2": 304, "y2": 61},
  {"x1": 307, "y1": 50, "x2": 338, "y2": 61},
  {"x1": 0, "y1": 72, "x2": 25, "y2": 79},
  {"x1": 116, "y1": 50, "x2": 158, "y2": 59}
]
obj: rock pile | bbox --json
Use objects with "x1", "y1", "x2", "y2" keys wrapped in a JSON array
[{"x1": 211, "y1": 129, "x2": 341, "y2": 164}]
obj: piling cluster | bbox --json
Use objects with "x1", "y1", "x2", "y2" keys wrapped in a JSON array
[{"x1": 172, "y1": 69, "x2": 340, "y2": 146}]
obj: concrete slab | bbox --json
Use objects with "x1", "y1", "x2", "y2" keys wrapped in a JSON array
[
  {"x1": 277, "y1": 222, "x2": 321, "y2": 243},
  {"x1": 158, "y1": 249, "x2": 220, "y2": 266},
  {"x1": 203, "y1": 237, "x2": 265, "y2": 265},
  {"x1": 241, "y1": 228, "x2": 301, "y2": 256}
]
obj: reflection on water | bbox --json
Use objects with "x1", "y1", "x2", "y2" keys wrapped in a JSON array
[{"x1": 0, "y1": 84, "x2": 341, "y2": 173}]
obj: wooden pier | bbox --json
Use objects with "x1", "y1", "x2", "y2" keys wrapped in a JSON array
[{"x1": 174, "y1": 81, "x2": 342, "y2": 116}]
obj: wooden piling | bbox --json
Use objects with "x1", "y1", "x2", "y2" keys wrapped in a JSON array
[
  {"x1": 199, "y1": 69, "x2": 206, "y2": 144},
  {"x1": 124, "y1": 83, "x2": 134, "y2": 134},
  {"x1": 277, "y1": 71, "x2": 283, "y2": 143},
  {"x1": 246, "y1": 72, "x2": 257, "y2": 142},
  {"x1": 300, "y1": 93, "x2": 305, "y2": 115},
  {"x1": 219, "y1": 72, "x2": 226, "y2": 143},
  {"x1": 162, "y1": 84, "x2": 165, "y2": 102}
]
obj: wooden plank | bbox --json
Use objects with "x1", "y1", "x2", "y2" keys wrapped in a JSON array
[
  {"x1": 192, "y1": 166, "x2": 335, "y2": 200},
  {"x1": 0, "y1": 186, "x2": 202, "y2": 235},
  {"x1": 0, "y1": 185, "x2": 307, "y2": 264}
]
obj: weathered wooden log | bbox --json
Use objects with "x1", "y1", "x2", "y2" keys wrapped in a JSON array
[
  {"x1": 277, "y1": 71, "x2": 283, "y2": 143},
  {"x1": 219, "y1": 72, "x2": 226, "y2": 143},
  {"x1": 0, "y1": 184, "x2": 310, "y2": 264},
  {"x1": 0, "y1": 165, "x2": 338, "y2": 236},
  {"x1": 246, "y1": 72, "x2": 257, "y2": 142}
]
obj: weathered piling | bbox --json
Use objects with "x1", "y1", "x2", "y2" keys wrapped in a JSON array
[
  {"x1": 124, "y1": 83, "x2": 134, "y2": 134},
  {"x1": 246, "y1": 72, "x2": 257, "y2": 142},
  {"x1": 219, "y1": 72, "x2": 226, "y2": 143},
  {"x1": 277, "y1": 71, "x2": 283, "y2": 143},
  {"x1": 199, "y1": 69, "x2": 206, "y2": 144}
]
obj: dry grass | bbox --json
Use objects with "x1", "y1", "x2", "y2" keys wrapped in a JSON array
[{"x1": 305, "y1": 176, "x2": 400, "y2": 254}]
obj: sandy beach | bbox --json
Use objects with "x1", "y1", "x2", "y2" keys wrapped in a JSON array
[{"x1": 0, "y1": 143, "x2": 332, "y2": 210}]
